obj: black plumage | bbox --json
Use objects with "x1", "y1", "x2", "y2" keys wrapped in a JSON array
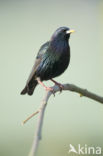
[{"x1": 21, "y1": 27, "x2": 74, "y2": 95}]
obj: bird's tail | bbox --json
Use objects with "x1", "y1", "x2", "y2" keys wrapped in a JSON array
[{"x1": 21, "y1": 80, "x2": 38, "y2": 96}]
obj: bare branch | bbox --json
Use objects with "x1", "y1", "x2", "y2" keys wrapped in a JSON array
[
  {"x1": 64, "y1": 84, "x2": 103, "y2": 104},
  {"x1": 28, "y1": 83, "x2": 103, "y2": 156}
]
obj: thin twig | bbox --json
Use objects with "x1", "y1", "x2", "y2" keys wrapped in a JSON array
[
  {"x1": 27, "y1": 83, "x2": 103, "y2": 156},
  {"x1": 22, "y1": 110, "x2": 40, "y2": 125}
]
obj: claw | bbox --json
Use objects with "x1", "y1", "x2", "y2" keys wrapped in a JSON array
[
  {"x1": 36, "y1": 78, "x2": 55, "y2": 96},
  {"x1": 51, "y1": 79, "x2": 64, "y2": 93},
  {"x1": 58, "y1": 83, "x2": 64, "y2": 93},
  {"x1": 45, "y1": 87, "x2": 55, "y2": 96}
]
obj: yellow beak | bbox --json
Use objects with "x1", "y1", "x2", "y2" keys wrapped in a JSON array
[{"x1": 66, "y1": 29, "x2": 75, "y2": 34}]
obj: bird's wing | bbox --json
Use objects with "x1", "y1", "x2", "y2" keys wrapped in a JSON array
[
  {"x1": 26, "y1": 41, "x2": 49, "y2": 84},
  {"x1": 36, "y1": 41, "x2": 49, "y2": 59}
]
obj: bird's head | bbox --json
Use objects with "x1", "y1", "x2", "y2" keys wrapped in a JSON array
[{"x1": 51, "y1": 27, "x2": 75, "y2": 41}]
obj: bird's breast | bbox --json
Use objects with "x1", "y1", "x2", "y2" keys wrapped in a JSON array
[
  {"x1": 52, "y1": 47, "x2": 70, "y2": 77},
  {"x1": 36, "y1": 41, "x2": 70, "y2": 80}
]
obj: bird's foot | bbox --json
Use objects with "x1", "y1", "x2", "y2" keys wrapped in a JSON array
[
  {"x1": 45, "y1": 87, "x2": 55, "y2": 96},
  {"x1": 56, "y1": 83, "x2": 64, "y2": 93},
  {"x1": 51, "y1": 79, "x2": 64, "y2": 93},
  {"x1": 36, "y1": 78, "x2": 55, "y2": 96}
]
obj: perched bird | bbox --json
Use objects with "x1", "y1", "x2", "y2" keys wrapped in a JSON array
[{"x1": 21, "y1": 26, "x2": 74, "y2": 95}]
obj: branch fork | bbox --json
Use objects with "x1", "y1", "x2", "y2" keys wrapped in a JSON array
[{"x1": 22, "y1": 83, "x2": 103, "y2": 156}]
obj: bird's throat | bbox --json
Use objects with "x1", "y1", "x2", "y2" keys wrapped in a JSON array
[{"x1": 50, "y1": 39, "x2": 69, "y2": 55}]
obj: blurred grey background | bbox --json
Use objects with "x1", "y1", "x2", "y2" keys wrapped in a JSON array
[{"x1": 0, "y1": 0, "x2": 103, "y2": 156}]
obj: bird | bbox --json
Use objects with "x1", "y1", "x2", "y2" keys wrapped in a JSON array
[{"x1": 21, "y1": 26, "x2": 74, "y2": 95}]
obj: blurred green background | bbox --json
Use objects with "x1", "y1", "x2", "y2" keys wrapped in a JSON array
[{"x1": 0, "y1": 0, "x2": 103, "y2": 156}]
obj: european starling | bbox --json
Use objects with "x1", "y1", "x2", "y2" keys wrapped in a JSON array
[{"x1": 21, "y1": 27, "x2": 74, "y2": 95}]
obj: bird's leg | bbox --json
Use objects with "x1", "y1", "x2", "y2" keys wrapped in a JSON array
[
  {"x1": 51, "y1": 79, "x2": 64, "y2": 92},
  {"x1": 36, "y1": 78, "x2": 55, "y2": 94}
]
